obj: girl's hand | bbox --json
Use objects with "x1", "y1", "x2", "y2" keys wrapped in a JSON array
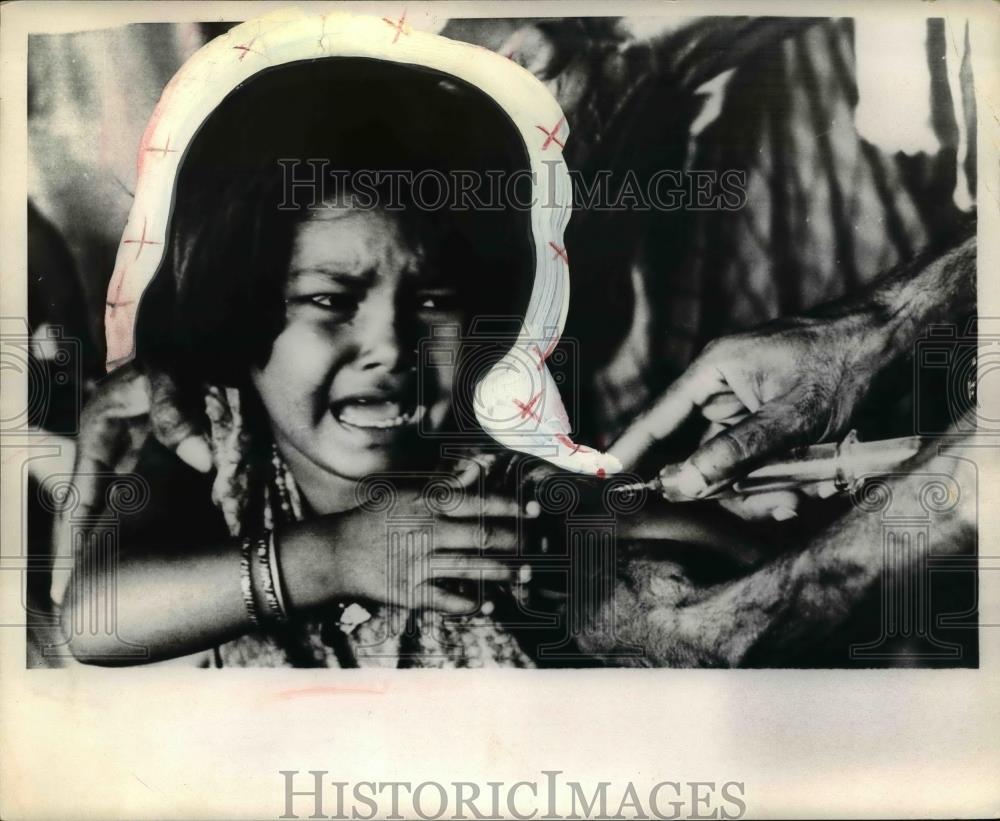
[{"x1": 288, "y1": 487, "x2": 532, "y2": 614}]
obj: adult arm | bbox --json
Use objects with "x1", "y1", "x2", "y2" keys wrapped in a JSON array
[{"x1": 610, "y1": 225, "x2": 976, "y2": 495}]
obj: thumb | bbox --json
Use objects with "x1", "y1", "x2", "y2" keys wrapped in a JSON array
[{"x1": 685, "y1": 404, "x2": 812, "y2": 491}]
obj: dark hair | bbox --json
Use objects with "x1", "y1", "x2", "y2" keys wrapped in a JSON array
[{"x1": 136, "y1": 57, "x2": 535, "y2": 388}]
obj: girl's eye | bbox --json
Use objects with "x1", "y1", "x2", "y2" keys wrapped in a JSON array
[
  {"x1": 310, "y1": 294, "x2": 347, "y2": 309},
  {"x1": 290, "y1": 293, "x2": 359, "y2": 313},
  {"x1": 417, "y1": 290, "x2": 458, "y2": 312}
]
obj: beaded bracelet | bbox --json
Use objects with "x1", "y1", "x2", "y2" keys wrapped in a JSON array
[
  {"x1": 239, "y1": 536, "x2": 261, "y2": 627},
  {"x1": 255, "y1": 532, "x2": 288, "y2": 624}
]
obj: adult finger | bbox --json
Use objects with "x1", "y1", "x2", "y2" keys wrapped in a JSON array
[
  {"x1": 148, "y1": 371, "x2": 212, "y2": 473},
  {"x1": 684, "y1": 402, "x2": 812, "y2": 492},
  {"x1": 607, "y1": 367, "x2": 707, "y2": 469},
  {"x1": 802, "y1": 480, "x2": 840, "y2": 499},
  {"x1": 73, "y1": 411, "x2": 141, "y2": 519},
  {"x1": 84, "y1": 366, "x2": 151, "y2": 420},
  {"x1": 69, "y1": 364, "x2": 155, "y2": 519},
  {"x1": 720, "y1": 490, "x2": 799, "y2": 521},
  {"x1": 72, "y1": 455, "x2": 115, "y2": 521},
  {"x1": 498, "y1": 25, "x2": 558, "y2": 79},
  {"x1": 700, "y1": 391, "x2": 748, "y2": 424}
]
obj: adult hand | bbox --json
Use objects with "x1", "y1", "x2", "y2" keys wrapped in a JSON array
[
  {"x1": 609, "y1": 311, "x2": 887, "y2": 517},
  {"x1": 73, "y1": 364, "x2": 212, "y2": 518},
  {"x1": 608, "y1": 228, "x2": 976, "y2": 519}
]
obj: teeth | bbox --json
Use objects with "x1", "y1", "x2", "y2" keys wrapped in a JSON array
[{"x1": 336, "y1": 403, "x2": 425, "y2": 430}]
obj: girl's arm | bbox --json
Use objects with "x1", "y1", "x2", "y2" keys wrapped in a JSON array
[
  {"x1": 581, "y1": 436, "x2": 976, "y2": 666},
  {"x1": 60, "y1": 441, "x2": 524, "y2": 665},
  {"x1": 58, "y1": 474, "x2": 346, "y2": 665}
]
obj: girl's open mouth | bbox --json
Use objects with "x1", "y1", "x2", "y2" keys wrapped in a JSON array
[{"x1": 331, "y1": 397, "x2": 426, "y2": 430}]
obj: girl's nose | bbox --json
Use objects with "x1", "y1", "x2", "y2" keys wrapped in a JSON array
[{"x1": 354, "y1": 294, "x2": 410, "y2": 373}]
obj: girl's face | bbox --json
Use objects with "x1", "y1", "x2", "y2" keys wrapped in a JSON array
[{"x1": 251, "y1": 204, "x2": 463, "y2": 485}]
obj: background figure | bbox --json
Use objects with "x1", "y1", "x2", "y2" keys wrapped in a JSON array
[{"x1": 494, "y1": 17, "x2": 976, "y2": 444}]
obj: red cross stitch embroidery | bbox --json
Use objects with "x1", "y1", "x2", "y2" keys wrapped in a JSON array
[
  {"x1": 105, "y1": 264, "x2": 133, "y2": 312},
  {"x1": 536, "y1": 116, "x2": 565, "y2": 150},
  {"x1": 144, "y1": 135, "x2": 177, "y2": 158},
  {"x1": 317, "y1": 16, "x2": 331, "y2": 52},
  {"x1": 513, "y1": 391, "x2": 543, "y2": 423},
  {"x1": 122, "y1": 217, "x2": 161, "y2": 261},
  {"x1": 382, "y1": 10, "x2": 409, "y2": 44},
  {"x1": 555, "y1": 433, "x2": 591, "y2": 456},
  {"x1": 531, "y1": 339, "x2": 559, "y2": 370},
  {"x1": 233, "y1": 37, "x2": 262, "y2": 61}
]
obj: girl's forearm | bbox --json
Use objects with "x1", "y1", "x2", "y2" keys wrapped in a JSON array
[{"x1": 60, "y1": 520, "x2": 342, "y2": 664}]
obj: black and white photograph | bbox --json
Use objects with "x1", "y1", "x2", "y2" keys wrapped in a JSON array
[{"x1": 2, "y1": 1, "x2": 998, "y2": 818}]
